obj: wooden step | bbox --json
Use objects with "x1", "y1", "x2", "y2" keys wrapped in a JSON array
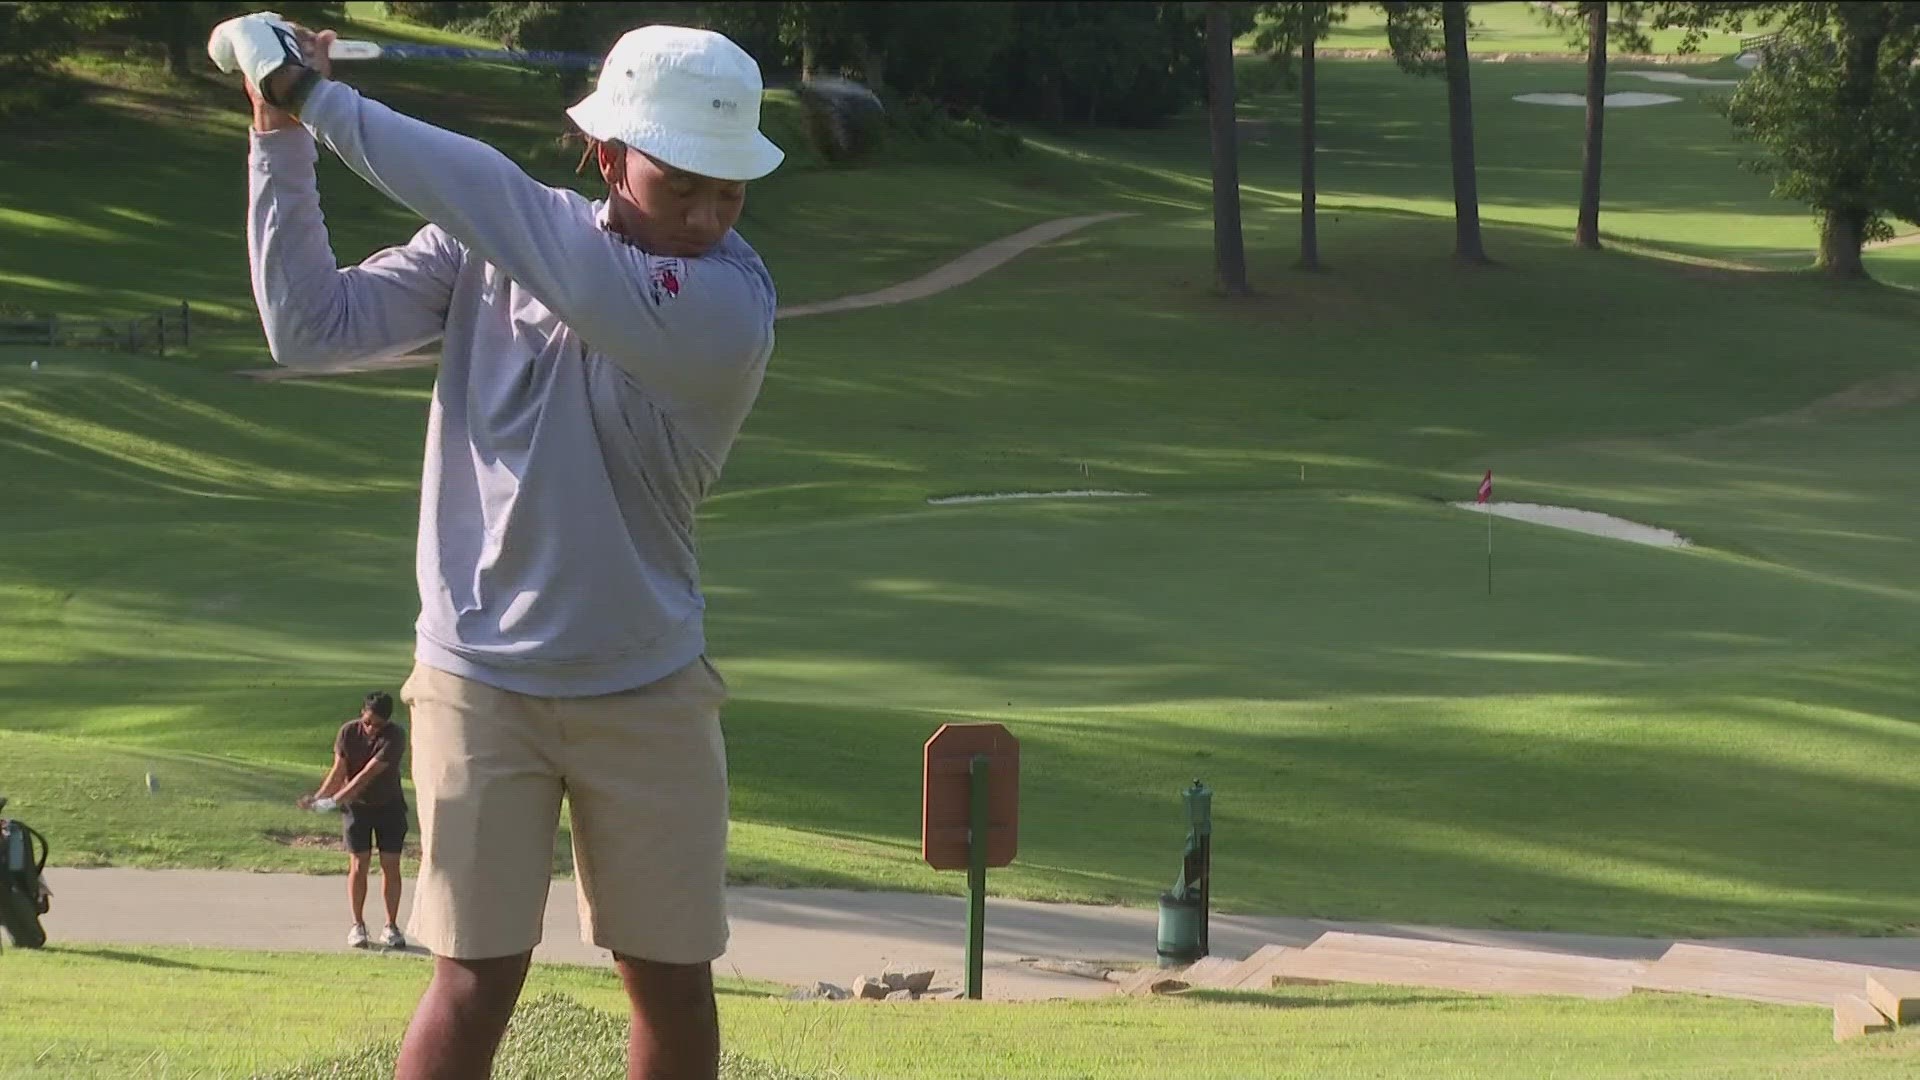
[
  {"x1": 1834, "y1": 993, "x2": 1894, "y2": 1042},
  {"x1": 1866, "y1": 971, "x2": 1920, "y2": 1026},
  {"x1": 1117, "y1": 966, "x2": 1183, "y2": 997},
  {"x1": 1219, "y1": 944, "x2": 1297, "y2": 991},
  {"x1": 1119, "y1": 956, "x2": 1234, "y2": 997},
  {"x1": 1636, "y1": 945, "x2": 1914, "y2": 1008},
  {"x1": 1179, "y1": 955, "x2": 1242, "y2": 990},
  {"x1": 1269, "y1": 932, "x2": 1645, "y2": 1000}
]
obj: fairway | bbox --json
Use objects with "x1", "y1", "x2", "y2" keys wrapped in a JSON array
[
  {"x1": 1246, "y1": 3, "x2": 1751, "y2": 57},
  {"x1": 6, "y1": 9, "x2": 1920, "y2": 953}
]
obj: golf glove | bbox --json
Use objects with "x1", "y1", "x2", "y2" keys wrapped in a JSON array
[
  {"x1": 207, "y1": 12, "x2": 306, "y2": 105},
  {"x1": 310, "y1": 796, "x2": 338, "y2": 813}
]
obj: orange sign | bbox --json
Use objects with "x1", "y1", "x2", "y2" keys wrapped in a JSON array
[{"x1": 921, "y1": 723, "x2": 1019, "y2": 871}]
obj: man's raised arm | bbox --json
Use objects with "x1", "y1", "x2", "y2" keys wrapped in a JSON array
[{"x1": 289, "y1": 77, "x2": 771, "y2": 413}]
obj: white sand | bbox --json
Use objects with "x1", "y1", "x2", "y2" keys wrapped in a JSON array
[
  {"x1": 1616, "y1": 70, "x2": 1740, "y2": 86},
  {"x1": 1450, "y1": 502, "x2": 1692, "y2": 549},
  {"x1": 1513, "y1": 92, "x2": 1683, "y2": 107},
  {"x1": 927, "y1": 490, "x2": 1147, "y2": 506},
  {"x1": 1735, "y1": 52, "x2": 1761, "y2": 70}
]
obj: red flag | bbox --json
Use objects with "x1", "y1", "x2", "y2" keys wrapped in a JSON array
[{"x1": 1476, "y1": 470, "x2": 1493, "y2": 504}]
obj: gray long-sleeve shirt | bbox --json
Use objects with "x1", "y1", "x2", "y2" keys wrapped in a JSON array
[{"x1": 248, "y1": 79, "x2": 775, "y2": 697}]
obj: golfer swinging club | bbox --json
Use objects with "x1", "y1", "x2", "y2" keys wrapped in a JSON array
[
  {"x1": 298, "y1": 690, "x2": 409, "y2": 951},
  {"x1": 212, "y1": 12, "x2": 780, "y2": 1078}
]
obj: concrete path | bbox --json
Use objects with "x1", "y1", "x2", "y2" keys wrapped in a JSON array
[
  {"x1": 773, "y1": 213, "x2": 1131, "y2": 320},
  {"x1": 238, "y1": 213, "x2": 1133, "y2": 382},
  {"x1": 38, "y1": 867, "x2": 1920, "y2": 1002}
]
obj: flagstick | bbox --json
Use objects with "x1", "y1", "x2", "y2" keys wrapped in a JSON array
[{"x1": 1486, "y1": 502, "x2": 1494, "y2": 596}]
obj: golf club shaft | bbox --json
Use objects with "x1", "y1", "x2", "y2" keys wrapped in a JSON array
[
  {"x1": 326, "y1": 41, "x2": 857, "y2": 96},
  {"x1": 329, "y1": 40, "x2": 601, "y2": 67}
]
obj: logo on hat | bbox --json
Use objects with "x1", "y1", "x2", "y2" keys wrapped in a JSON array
[{"x1": 711, "y1": 98, "x2": 738, "y2": 113}]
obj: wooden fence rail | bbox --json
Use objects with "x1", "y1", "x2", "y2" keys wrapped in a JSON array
[{"x1": 0, "y1": 301, "x2": 192, "y2": 356}]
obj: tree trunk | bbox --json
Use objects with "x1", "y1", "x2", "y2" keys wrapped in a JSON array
[
  {"x1": 1817, "y1": 8, "x2": 1886, "y2": 280},
  {"x1": 1299, "y1": 22, "x2": 1321, "y2": 271},
  {"x1": 164, "y1": 3, "x2": 195, "y2": 78},
  {"x1": 1818, "y1": 207, "x2": 1870, "y2": 280},
  {"x1": 1575, "y1": 2, "x2": 1607, "y2": 249},
  {"x1": 1206, "y1": 2, "x2": 1251, "y2": 296},
  {"x1": 1442, "y1": 2, "x2": 1489, "y2": 265},
  {"x1": 801, "y1": 33, "x2": 816, "y2": 82}
]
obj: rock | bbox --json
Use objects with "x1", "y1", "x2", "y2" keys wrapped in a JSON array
[
  {"x1": 923, "y1": 988, "x2": 967, "y2": 1001},
  {"x1": 790, "y1": 982, "x2": 850, "y2": 1002},
  {"x1": 885, "y1": 989, "x2": 916, "y2": 1002},
  {"x1": 901, "y1": 969, "x2": 936, "y2": 994},
  {"x1": 853, "y1": 975, "x2": 890, "y2": 1001}
]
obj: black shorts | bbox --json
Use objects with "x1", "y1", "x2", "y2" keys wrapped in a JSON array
[{"x1": 343, "y1": 802, "x2": 409, "y2": 855}]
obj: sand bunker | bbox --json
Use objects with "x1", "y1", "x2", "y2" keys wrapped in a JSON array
[
  {"x1": 1736, "y1": 52, "x2": 1761, "y2": 70},
  {"x1": 1514, "y1": 92, "x2": 1683, "y2": 107},
  {"x1": 927, "y1": 490, "x2": 1147, "y2": 506},
  {"x1": 1451, "y1": 502, "x2": 1692, "y2": 549},
  {"x1": 1617, "y1": 70, "x2": 1740, "y2": 86}
]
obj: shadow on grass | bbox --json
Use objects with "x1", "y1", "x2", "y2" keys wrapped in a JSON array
[
  {"x1": 1183, "y1": 988, "x2": 1472, "y2": 1010},
  {"x1": 47, "y1": 944, "x2": 264, "y2": 974}
]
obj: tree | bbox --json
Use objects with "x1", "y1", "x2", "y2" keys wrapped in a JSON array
[
  {"x1": 1202, "y1": 2, "x2": 1252, "y2": 296},
  {"x1": 1382, "y1": 1, "x2": 1488, "y2": 264},
  {"x1": 84, "y1": 2, "x2": 340, "y2": 78},
  {"x1": 763, "y1": 2, "x2": 1012, "y2": 108},
  {"x1": 1438, "y1": 3, "x2": 1489, "y2": 263},
  {"x1": 1255, "y1": 3, "x2": 1346, "y2": 270},
  {"x1": 1660, "y1": 2, "x2": 1920, "y2": 279},
  {"x1": 0, "y1": 3, "x2": 103, "y2": 80},
  {"x1": 989, "y1": 3, "x2": 1224, "y2": 125},
  {"x1": 1538, "y1": 4, "x2": 1651, "y2": 248},
  {"x1": 1576, "y1": 5, "x2": 1609, "y2": 248}
]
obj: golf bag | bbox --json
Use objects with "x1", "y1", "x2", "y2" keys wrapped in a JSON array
[{"x1": 0, "y1": 796, "x2": 51, "y2": 949}]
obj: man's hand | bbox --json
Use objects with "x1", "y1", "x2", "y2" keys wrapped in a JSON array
[{"x1": 209, "y1": 13, "x2": 336, "y2": 132}]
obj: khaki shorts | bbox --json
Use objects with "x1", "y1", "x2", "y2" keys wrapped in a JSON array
[{"x1": 400, "y1": 657, "x2": 730, "y2": 964}]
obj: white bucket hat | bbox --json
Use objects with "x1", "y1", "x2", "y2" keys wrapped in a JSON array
[{"x1": 566, "y1": 25, "x2": 785, "y2": 182}]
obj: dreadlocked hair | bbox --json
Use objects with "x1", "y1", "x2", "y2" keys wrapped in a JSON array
[{"x1": 559, "y1": 122, "x2": 625, "y2": 180}]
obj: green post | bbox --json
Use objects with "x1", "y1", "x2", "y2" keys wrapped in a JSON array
[{"x1": 966, "y1": 753, "x2": 989, "y2": 1000}]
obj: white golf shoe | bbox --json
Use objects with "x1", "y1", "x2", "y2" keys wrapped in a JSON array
[{"x1": 347, "y1": 923, "x2": 369, "y2": 949}]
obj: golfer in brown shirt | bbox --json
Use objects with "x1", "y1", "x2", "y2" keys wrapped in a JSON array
[{"x1": 299, "y1": 690, "x2": 409, "y2": 949}]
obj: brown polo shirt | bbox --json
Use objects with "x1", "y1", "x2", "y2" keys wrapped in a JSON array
[{"x1": 336, "y1": 718, "x2": 407, "y2": 809}]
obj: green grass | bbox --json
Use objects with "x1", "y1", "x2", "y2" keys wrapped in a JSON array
[
  {"x1": 1092, "y1": 57, "x2": 1818, "y2": 264},
  {"x1": 8, "y1": 214, "x2": 1920, "y2": 933},
  {"x1": 6, "y1": 37, "x2": 1920, "y2": 938},
  {"x1": 1243, "y1": 2, "x2": 1751, "y2": 57},
  {"x1": 3, "y1": 945, "x2": 1915, "y2": 1079}
]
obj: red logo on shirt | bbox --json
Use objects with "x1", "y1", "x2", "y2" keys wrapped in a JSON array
[{"x1": 650, "y1": 260, "x2": 683, "y2": 304}]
